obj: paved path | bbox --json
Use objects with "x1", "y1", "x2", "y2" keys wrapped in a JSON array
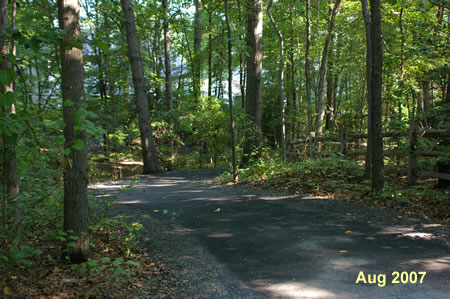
[{"x1": 92, "y1": 170, "x2": 449, "y2": 298}]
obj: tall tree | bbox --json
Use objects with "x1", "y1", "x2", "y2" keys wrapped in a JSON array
[
  {"x1": 58, "y1": 0, "x2": 89, "y2": 263},
  {"x1": 121, "y1": 0, "x2": 161, "y2": 173},
  {"x1": 304, "y1": 0, "x2": 313, "y2": 136},
  {"x1": 1, "y1": 0, "x2": 18, "y2": 231},
  {"x1": 225, "y1": 0, "x2": 236, "y2": 182},
  {"x1": 314, "y1": 0, "x2": 341, "y2": 140},
  {"x1": 369, "y1": 0, "x2": 384, "y2": 192},
  {"x1": 361, "y1": 0, "x2": 372, "y2": 179},
  {"x1": 241, "y1": 0, "x2": 263, "y2": 166},
  {"x1": 162, "y1": 0, "x2": 173, "y2": 113},
  {"x1": 267, "y1": 0, "x2": 286, "y2": 161},
  {"x1": 193, "y1": 0, "x2": 202, "y2": 102}
]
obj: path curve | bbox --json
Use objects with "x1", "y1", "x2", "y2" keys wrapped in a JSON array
[{"x1": 92, "y1": 170, "x2": 449, "y2": 298}]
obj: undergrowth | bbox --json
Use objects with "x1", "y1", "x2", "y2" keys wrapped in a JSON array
[
  {"x1": 217, "y1": 155, "x2": 449, "y2": 222},
  {"x1": 0, "y1": 178, "x2": 164, "y2": 297}
]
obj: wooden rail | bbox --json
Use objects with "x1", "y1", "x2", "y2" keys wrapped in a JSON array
[{"x1": 288, "y1": 124, "x2": 450, "y2": 186}]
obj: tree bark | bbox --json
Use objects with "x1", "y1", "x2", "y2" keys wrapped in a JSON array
[
  {"x1": 305, "y1": 0, "x2": 313, "y2": 136},
  {"x1": 238, "y1": 0, "x2": 246, "y2": 108},
  {"x1": 58, "y1": 0, "x2": 89, "y2": 263},
  {"x1": 1, "y1": 0, "x2": 19, "y2": 232},
  {"x1": 225, "y1": 0, "x2": 237, "y2": 182},
  {"x1": 289, "y1": 9, "x2": 297, "y2": 141},
  {"x1": 314, "y1": 0, "x2": 341, "y2": 140},
  {"x1": 162, "y1": 0, "x2": 173, "y2": 112},
  {"x1": 267, "y1": 0, "x2": 286, "y2": 161},
  {"x1": 241, "y1": 0, "x2": 263, "y2": 166},
  {"x1": 207, "y1": 8, "x2": 213, "y2": 98},
  {"x1": 121, "y1": 0, "x2": 161, "y2": 173},
  {"x1": 361, "y1": 0, "x2": 372, "y2": 180},
  {"x1": 193, "y1": 0, "x2": 202, "y2": 102},
  {"x1": 369, "y1": 0, "x2": 384, "y2": 192}
]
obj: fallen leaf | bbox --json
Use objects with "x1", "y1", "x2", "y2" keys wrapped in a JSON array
[
  {"x1": 213, "y1": 208, "x2": 221, "y2": 212},
  {"x1": 339, "y1": 250, "x2": 349, "y2": 253},
  {"x1": 345, "y1": 231, "x2": 352, "y2": 234},
  {"x1": 3, "y1": 287, "x2": 10, "y2": 295}
]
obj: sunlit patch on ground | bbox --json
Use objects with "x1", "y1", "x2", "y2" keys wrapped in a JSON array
[{"x1": 403, "y1": 256, "x2": 450, "y2": 271}]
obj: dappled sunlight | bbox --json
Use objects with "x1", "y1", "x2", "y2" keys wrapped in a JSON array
[
  {"x1": 259, "y1": 195, "x2": 298, "y2": 201},
  {"x1": 207, "y1": 233, "x2": 234, "y2": 238},
  {"x1": 183, "y1": 196, "x2": 243, "y2": 202},
  {"x1": 376, "y1": 226, "x2": 415, "y2": 235},
  {"x1": 328, "y1": 257, "x2": 372, "y2": 270},
  {"x1": 402, "y1": 232, "x2": 435, "y2": 240},
  {"x1": 253, "y1": 280, "x2": 336, "y2": 298},
  {"x1": 118, "y1": 199, "x2": 146, "y2": 204},
  {"x1": 301, "y1": 195, "x2": 331, "y2": 200},
  {"x1": 403, "y1": 256, "x2": 450, "y2": 272},
  {"x1": 375, "y1": 226, "x2": 441, "y2": 241}
]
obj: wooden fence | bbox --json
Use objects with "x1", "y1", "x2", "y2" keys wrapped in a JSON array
[{"x1": 289, "y1": 124, "x2": 450, "y2": 186}]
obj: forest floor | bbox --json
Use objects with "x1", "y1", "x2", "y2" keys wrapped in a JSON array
[{"x1": 90, "y1": 170, "x2": 449, "y2": 298}]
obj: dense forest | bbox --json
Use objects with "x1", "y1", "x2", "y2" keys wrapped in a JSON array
[{"x1": 0, "y1": 0, "x2": 449, "y2": 296}]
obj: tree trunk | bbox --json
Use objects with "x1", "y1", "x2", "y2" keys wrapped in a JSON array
[
  {"x1": 225, "y1": 0, "x2": 237, "y2": 182},
  {"x1": 207, "y1": 8, "x2": 213, "y2": 98},
  {"x1": 369, "y1": 0, "x2": 384, "y2": 192},
  {"x1": 121, "y1": 0, "x2": 161, "y2": 173},
  {"x1": 1, "y1": 0, "x2": 19, "y2": 232},
  {"x1": 238, "y1": 0, "x2": 246, "y2": 109},
  {"x1": 193, "y1": 0, "x2": 202, "y2": 102},
  {"x1": 314, "y1": 0, "x2": 341, "y2": 140},
  {"x1": 58, "y1": 0, "x2": 89, "y2": 263},
  {"x1": 361, "y1": 0, "x2": 372, "y2": 180},
  {"x1": 162, "y1": 0, "x2": 173, "y2": 112},
  {"x1": 305, "y1": 0, "x2": 313, "y2": 136},
  {"x1": 267, "y1": 0, "x2": 286, "y2": 161},
  {"x1": 241, "y1": 0, "x2": 263, "y2": 166},
  {"x1": 325, "y1": 35, "x2": 336, "y2": 131},
  {"x1": 289, "y1": 9, "x2": 297, "y2": 141}
]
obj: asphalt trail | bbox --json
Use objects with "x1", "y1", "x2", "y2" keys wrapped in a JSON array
[{"x1": 92, "y1": 170, "x2": 449, "y2": 298}]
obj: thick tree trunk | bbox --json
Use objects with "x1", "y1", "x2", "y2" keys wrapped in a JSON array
[
  {"x1": 361, "y1": 0, "x2": 372, "y2": 180},
  {"x1": 369, "y1": 0, "x2": 384, "y2": 192},
  {"x1": 58, "y1": 0, "x2": 89, "y2": 263},
  {"x1": 305, "y1": 0, "x2": 313, "y2": 136},
  {"x1": 314, "y1": 0, "x2": 341, "y2": 140},
  {"x1": 225, "y1": 0, "x2": 237, "y2": 182},
  {"x1": 1, "y1": 0, "x2": 19, "y2": 231},
  {"x1": 121, "y1": 0, "x2": 161, "y2": 173},
  {"x1": 193, "y1": 0, "x2": 202, "y2": 102},
  {"x1": 267, "y1": 0, "x2": 286, "y2": 161},
  {"x1": 241, "y1": 0, "x2": 263, "y2": 166}
]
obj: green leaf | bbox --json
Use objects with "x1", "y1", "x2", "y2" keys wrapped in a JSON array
[
  {"x1": 72, "y1": 139, "x2": 84, "y2": 150},
  {"x1": 96, "y1": 40, "x2": 109, "y2": 53},
  {"x1": 0, "y1": 91, "x2": 14, "y2": 107},
  {"x1": 55, "y1": 136, "x2": 65, "y2": 145},
  {"x1": 126, "y1": 260, "x2": 139, "y2": 266},
  {"x1": 101, "y1": 257, "x2": 111, "y2": 264},
  {"x1": 113, "y1": 257, "x2": 124, "y2": 267}
]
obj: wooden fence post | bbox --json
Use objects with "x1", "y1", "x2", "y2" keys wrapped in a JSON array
[
  {"x1": 309, "y1": 132, "x2": 315, "y2": 158},
  {"x1": 408, "y1": 122, "x2": 418, "y2": 185},
  {"x1": 339, "y1": 128, "x2": 348, "y2": 157}
]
